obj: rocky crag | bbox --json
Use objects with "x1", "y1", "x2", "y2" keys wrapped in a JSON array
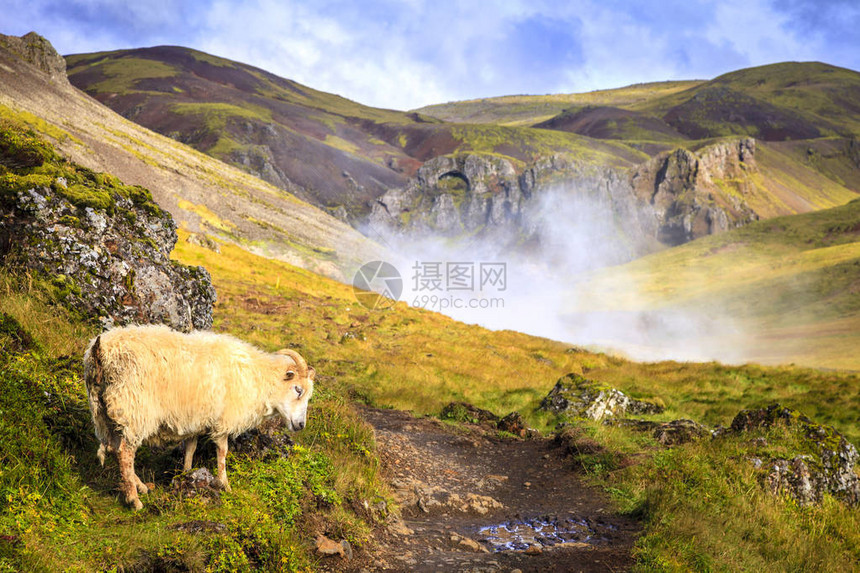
[
  {"x1": 0, "y1": 121, "x2": 215, "y2": 331},
  {"x1": 0, "y1": 32, "x2": 68, "y2": 84},
  {"x1": 366, "y1": 138, "x2": 760, "y2": 258}
]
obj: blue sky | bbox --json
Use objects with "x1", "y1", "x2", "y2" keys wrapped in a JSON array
[{"x1": 3, "y1": 0, "x2": 859, "y2": 110}]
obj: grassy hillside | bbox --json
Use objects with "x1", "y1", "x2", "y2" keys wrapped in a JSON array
[
  {"x1": 416, "y1": 81, "x2": 703, "y2": 126},
  {"x1": 571, "y1": 198, "x2": 860, "y2": 370},
  {"x1": 639, "y1": 62, "x2": 860, "y2": 138},
  {"x1": 421, "y1": 62, "x2": 860, "y2": 142},
  {"x1": 170, "y1": 227, "x2": 860, "y2": 571},
  {"x1": 1, "y1": 221, "x2": 858, "y2": 570},
  {"x1": 0, "y1": 35, "x2": 382, "y2": 278}
]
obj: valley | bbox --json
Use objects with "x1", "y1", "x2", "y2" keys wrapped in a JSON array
[
  {"x1": 61, "y1": 40, "x2": 860, "y2": 369},
  {"x1": 0, "y1": 29, "x2": 859, "y2": 573}
]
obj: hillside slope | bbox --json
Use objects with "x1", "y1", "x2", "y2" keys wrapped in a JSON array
[
  {"x1": 0, "y1": 32, "x2": 381, "y2": 278},
  {"x1": 65, "y1": 45, "x2": 422, "y2": 217},
  {"x1": 65, "y1": 46, "x2": 642, "y2": 220},
  {"x1": 567, "y1": 198, "x2": 860, "y2": 369},
  {"x1": 419, "y1": 62, "x2": 860, "y2": 142}
]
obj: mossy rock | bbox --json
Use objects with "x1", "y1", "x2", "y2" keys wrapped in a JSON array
[
  {"x1": 440, "y1": 401, "x2": 499, "y2": 424},
  {"x1": 731, "y1": 404, "x2": 860, "y2": 506},
  {"x1": 540, "y1": 373, "x2": 664, "y2": 421},
  {"x1": 0, "y1": 118, "x2": 214, "y2": 331}
]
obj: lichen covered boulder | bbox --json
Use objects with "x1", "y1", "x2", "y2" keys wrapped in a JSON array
[
  {"x1": 540, "y1": 373, "x2": 664, "y2": 421},
  {"x1": 731, "y1": 404, "x2": 860, "y2": 506},
  {"x1": 653, "y1": 419, "x2": 710, "y2": 446},
  {"x1": 0, "y1": 122, "x2": 215, "y2": 330}
]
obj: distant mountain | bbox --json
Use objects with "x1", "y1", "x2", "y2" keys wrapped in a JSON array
[
  {"x1": 0, "y1": 33, "x2": 381, "y2": 278},
  {"x1": 64, "y1": 46, "x2": 644, "y2": 222},
  {"x1": 419, "y1": 62, "x2": 860, "y2": 143},
  {"x1": 68, "y1": 49, "x2": 860, "y2": 256}
]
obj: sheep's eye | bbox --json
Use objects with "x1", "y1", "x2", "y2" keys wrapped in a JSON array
[
  {"x1": 285, "y1": 371, "x2": 296, "y2": 381},
  {"x1": 294, "y1": 385, "x2": 303, "y2": 397}
]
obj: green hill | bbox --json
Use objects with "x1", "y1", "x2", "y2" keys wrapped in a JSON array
[
  {"x1": 416, "y1": 81, "x2": 704, "y2": 127},
  {"x1": 570, "y1": 198, "x2": 860, "y2": 370},
  {"x1": 419, "y1": 62, "x2": 860, "y2": 142}
]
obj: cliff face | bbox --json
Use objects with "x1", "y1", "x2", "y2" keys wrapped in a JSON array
[
  {"x1": 632, "y1": 138, "x2": 759, "y2": 246},
  {"x1": 367, "y1": 138, "x2": 761, "y2": 257}
]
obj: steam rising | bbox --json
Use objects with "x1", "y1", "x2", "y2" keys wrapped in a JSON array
[{"x1": 365, "y1": 183, "x2": 751, "y2": 364}]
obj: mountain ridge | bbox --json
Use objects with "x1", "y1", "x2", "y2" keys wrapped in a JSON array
[
  {"x1": 64, "y1": 45, "x2": 649, "y2": 221},
  {"x1": 65, "y1": 47, "x2": 860, "y2": 256},
  {"x1": 0, "y1": 32, "x2": 383, "y2": 279}
]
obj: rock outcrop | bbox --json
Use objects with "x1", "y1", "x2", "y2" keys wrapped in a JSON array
[
  {"x1": 368, "y1": 139, "x2": 761, "y2": 257},
  {"x1": 631, "y1": 138, "x2": 759, "y2": 245},
  {"x1": 652, "y1": 419, "x2": 710, "y2": 446},
  {"x1": 0, "y1": 123, "x2": 215, "y2": 331},
  {"x1": 0, "y1": 32, "x2": 68, "y2": 84},
  {"x1": 440, "y1": 402, "x2": 500, "y2": 424},
  {"x1": 731, "y1": 404, "x2": 860, "y2": 506},
  {"x1": 540, "y1": 373, "x2": 664, "y2": 422}
]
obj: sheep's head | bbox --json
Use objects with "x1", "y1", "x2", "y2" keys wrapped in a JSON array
[{"x1": 274, "y1": 349, "x2": 315, "y2": 431}]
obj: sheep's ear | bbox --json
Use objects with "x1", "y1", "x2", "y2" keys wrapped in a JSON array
[
  {"x1": 284, "y1": 370, "x2": 296, "y2": 381},
  {"x1": 308, "y1": 366, "x2": 316, "y2": 381}
]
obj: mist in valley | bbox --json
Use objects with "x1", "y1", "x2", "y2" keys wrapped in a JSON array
[{"x1": 363, "y1": 182, "x2": 753, "y2": 364}]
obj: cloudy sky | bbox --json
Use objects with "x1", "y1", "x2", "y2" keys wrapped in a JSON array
[{"x1": 3, "y1": 0, "x2": 859, "y2": 110}]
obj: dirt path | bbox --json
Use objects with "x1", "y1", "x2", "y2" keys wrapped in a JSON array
[{"x1": 333, "y1": 407, "x2": 639, "y2": 573}]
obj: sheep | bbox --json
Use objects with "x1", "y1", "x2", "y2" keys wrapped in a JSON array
[{"x1": 83, "y1": 324, "x2": 315, "y2": 510}]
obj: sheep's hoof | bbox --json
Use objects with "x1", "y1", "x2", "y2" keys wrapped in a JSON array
[{"x1": 214, "y1": 478, "x2": 232, "y2": 493}]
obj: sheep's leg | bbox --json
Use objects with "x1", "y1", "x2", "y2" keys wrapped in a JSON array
[
  {"x1": 117, "y1": 438, "x2": 143, "y2": 510},
  {"x1": 134, "y1": 473, "x2": 149, "y2": 495},
  {"x1": 213, "y1": 435, "x2": 232, "y2": 493},
  {"x1": 183, "y1": 436, "x2": 198, "y2": 472}
]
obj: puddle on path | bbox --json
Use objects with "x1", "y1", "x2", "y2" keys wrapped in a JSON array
[{"x1": 476, "y1": 516, "x2": 610, "y2": 552}]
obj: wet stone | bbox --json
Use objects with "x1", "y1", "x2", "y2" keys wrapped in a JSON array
[{"x1": 476, "y1": 516, "x2": 596, "y2": 552}]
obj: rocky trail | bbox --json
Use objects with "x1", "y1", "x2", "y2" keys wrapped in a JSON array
[{"x1": 326, "y1": 407, "x2": 639, "y2": 573}]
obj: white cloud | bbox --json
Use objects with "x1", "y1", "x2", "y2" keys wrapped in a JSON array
[{"x1": 1, "y1": 0, "x2": 858, "y2": 109}]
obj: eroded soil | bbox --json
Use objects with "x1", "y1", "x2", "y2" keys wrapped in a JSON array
[{"x1": 329, "y1": 407, "x2": 639, "y2": 573}]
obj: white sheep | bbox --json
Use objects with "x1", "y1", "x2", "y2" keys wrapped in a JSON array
[{"x1": 83, "y1": 324, "x2": 315, "y2": 510}]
